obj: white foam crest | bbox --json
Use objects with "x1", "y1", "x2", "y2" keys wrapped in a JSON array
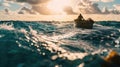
[
  {"x1": 16, "y1": 41, "x2": 36, "y2": 54},
  {"x1": 0, "y1": 35, "x2": 5, "y2": 38},
  {"x1": 19, "y1": 29, "x2": 27, "y2": 34},
  {"x1": 48, "y1": 27, "x2": 93, "y2": 42},
  {"x1": 50, "y1": 31, "x2": 78, "y2": 40},
  {"x1": 24, "y1": 29, "x2": 89, "y2": 60},
  {"x1": 20, "y1": 27, "x2": 112, "y2": 62},
  {"x1": 77, "y1": 28, "x2": 93, "y2": 34},
  {"x1": 29, "y1": 26, "x2": 37, "y2": 35},
  {"x1": 92, "y1": 48, "x2": 109, "y2": 55},
  {"x1": 94, "y1": 24, "x2": 113, "y2": 30},
  {"x1": 0, "y1": 23, "x2": 15, "y2": 30},
  {"x1": 52, "y1": 22, "x2": 74, "y2": 28},
  {"x1": 37, "y1": 34, "x2": 88, "y2": 60},
  {"x1": 60, "y1": 39, "x2": 96, "y2": 52},
  {"x1": 15, "y1": 25, "x2": 111, "y2": 61},
  {"x1": 118, "y1": 29, "x2": 120, "y2": 32}
]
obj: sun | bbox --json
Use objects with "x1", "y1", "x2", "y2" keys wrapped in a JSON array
[{"x1": 47, "y1": 0, "x2": 71, "y2": 14}]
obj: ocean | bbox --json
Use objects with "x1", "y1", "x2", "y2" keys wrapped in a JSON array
[{"x1": 0, "y1": 21, "x2": 120, "y2": 67}]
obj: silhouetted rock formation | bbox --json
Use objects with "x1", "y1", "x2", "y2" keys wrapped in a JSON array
[{"x1": 74, "y1": 14, "x2": 95, "y2": 29}]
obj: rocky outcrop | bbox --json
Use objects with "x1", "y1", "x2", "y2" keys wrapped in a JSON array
[{"x1": 74, "y1": 14, "x2": 95, "y2": 29}]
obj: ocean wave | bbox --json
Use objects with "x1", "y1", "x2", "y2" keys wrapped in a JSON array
[{"x1": 0, "y1": 21, "x2": 120, "y2": 67}]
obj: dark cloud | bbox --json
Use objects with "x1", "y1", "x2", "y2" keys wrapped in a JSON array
[
  {"x1": 4, "y1": 8, "x2": 10, "y2": 14},
  {"x1": 109, "y1": 9, "x2": 120, "y2": 14},
  {"x1": 6, "y1": 0, "x2": 54, "y2": 15},
  {"x1": 6, "y1": 0, "x2": 50, "y2": 4},
  {"x1": 18, "y1": 6, "x2": 36, "y2": 14},
  {"x1": 77, "y1": 0, "x2": 102, "y2": 14},
  {"x1": 90, "y1": 3, "x2": 102, "y2": 13}
]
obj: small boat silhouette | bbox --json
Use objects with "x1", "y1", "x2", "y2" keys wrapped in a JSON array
[{"x1": 74, "y1": 14, "x2": 95, "y2": 29}]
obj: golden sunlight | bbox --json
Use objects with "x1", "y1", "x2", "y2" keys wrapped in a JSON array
[{"x1": 47, "y1": 0, "x2": 71, "y2": 14}]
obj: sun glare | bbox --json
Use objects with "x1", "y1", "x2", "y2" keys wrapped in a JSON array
[{"x1": 47, "y1": 0, "x2": 71, "y2": 14}]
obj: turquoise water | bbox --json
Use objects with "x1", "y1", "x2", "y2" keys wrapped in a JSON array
[{"x1": 0, "y1": 21, "x2": 120, "y2": 67}]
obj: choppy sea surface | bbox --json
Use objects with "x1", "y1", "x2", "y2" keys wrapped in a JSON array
[{"x1": 0, "y1": 21, "x2": 120, "y2": 67}]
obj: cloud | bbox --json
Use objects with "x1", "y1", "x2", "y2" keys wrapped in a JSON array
[
  {"x1": 3, "y1": 8, "x2": 11, "y2": 14},
  {"x1": 114, "y1": 4, "x2": 120, "y2": 11},
  {"x1": 4, "y1": 8, "x2": 9, "y2": 13},
  {"x1": 5, "y1": 0, "x2": 50, "y2": 4},
  {"x1": 63, "y1": 6, "x2": 77, "y2": 15},
  {"x1": 90, "y1": 0, "x2": 99, "y2": 1},
  {"x1": 32, "y1": 5, "x2": 55, "y2": 15},
  {"x1": 6, "y1": 0, "x2": 77, "y2": 15},
  {"x1": 100, "y1": 0, "x2": 114, "y2": 2},
  {"x1": 5, "y1": 0, "x2": 115, "y2": 15},
  {"x1": 18, "y1": 6, "x2": 36, "y2": 14},
  {"x1": 102, "y1": 7, "x2": 110, "y2": 14},
  {"x1": 5, "y1": 0, "x2": 57, "y2": 15},
  {"x1": 109, "y1": 9, "x2": 120, "y2": 14},
  {"x1": 101, "y1": 5, "x2": 120, "y2": 14},
  {"x1": 90, "y1": 0, "x2": 114, "y2": 2},
  {"x1": 9, "y1": 0, "x2": 100, "y2": 14},
  {"x1": 108, "y1": 4, "x2": 120, "y2": 14},
  {"x1": 3, "y1": 3, "x2": 10, "y2": 7},
  {"x1": 76, "y1": 0, "x2": 101, "y2": 14},
  {"x1": 0, "y1": 2, "x2": 10, "y2": 7}
]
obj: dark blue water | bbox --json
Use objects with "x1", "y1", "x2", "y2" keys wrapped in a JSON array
[{"x1": 0, "y1": 21, "x2": 120, "y2": 67}]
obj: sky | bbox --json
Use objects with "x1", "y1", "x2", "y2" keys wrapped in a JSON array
[{"x1": 0, "y1": 0, "x2": 120, "y2": 15}]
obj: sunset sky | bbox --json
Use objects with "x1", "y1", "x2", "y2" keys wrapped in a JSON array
[
  {"x1": 0, "y1": 0, "x2": 120, "y2": 21},
  {"x1": 0, "y1": 0, "x2": 120, "y2": 15}
]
